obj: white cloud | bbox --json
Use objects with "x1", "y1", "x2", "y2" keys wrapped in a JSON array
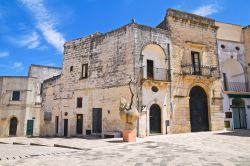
[
  {"x1": 0, "y1": 62, "x2": 24, "y2": 70},
  {"x1": 0, "y1": 51, "x2": 9, "y2": 58},
  {"x1": 20, "y1": 0, "x2": 65, "y2": 53},
  {"x1": 192, "y1": 5, "x2": 218, "y2": 17},
  {"x1": 8, "y1": 31, "x2": 40, "y2": 49},
  {"x1": 45, "y1": 63, "x2": 55, "y2": 67},
  {"x1": 12, "y1": 62, "x2": 24, "y2": 70}
]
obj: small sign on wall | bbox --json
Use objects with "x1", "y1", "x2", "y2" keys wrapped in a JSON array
[
  {"x1": 165, "y1": 120, "x2": 170, "y2": 127},
  {"x1": 44, "y1": 112, "x2": 52, "y2": 121},
  {"x1": 225, "y1": 112, "x2": 232, "y2": 118}
]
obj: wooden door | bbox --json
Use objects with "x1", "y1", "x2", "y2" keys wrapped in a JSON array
[
  {"x1": 9, "y1": 117, "x2": 18, "y2": 136},
  {"x1": 150, "y1": 104, "x2": 161, "y2": 133},
  {"x1": 92, "y1": 108, "x2": 102, "y2": 133},
  {"x1": 76, "y1": 114, "x2": 83, "y2": 134},
  {"x1": 189, "y1": 86, "x2": 209, "y2": 132}
]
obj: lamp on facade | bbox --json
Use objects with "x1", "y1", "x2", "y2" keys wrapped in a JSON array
[{"x1": 141, "y1": 105, "x2": 146, "y2": 112}]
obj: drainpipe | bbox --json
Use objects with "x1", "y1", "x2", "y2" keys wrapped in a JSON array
[
  {"x1": 215, "y1": 32, "x2": 221, "y2": 79},
  {"x1": 168, "y1": 42, "x2": 172, "y2": 134}
]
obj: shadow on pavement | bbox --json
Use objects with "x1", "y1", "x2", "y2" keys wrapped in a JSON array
[
  {"x1": 34, "y1": 135, "x2": 102, "y2": 140},
  {"x1": 215, "y1": 129, "x2": 250, "y2": 137},
  {"x1": 106, "y1": 140, "x2": 124, "y2": 143}
]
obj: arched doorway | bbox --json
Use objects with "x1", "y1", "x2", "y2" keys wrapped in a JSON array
[
  {"x1": 189, "y1": 86, "x2": 209, "y2": 132},
  {"x1": 232, "y1": 98, "x2": 247, "y2": 129},
  {"x1": 150, "y1": 104, "x2": 161, "y2": 133},
  {"x1": 9, "y1": 117, "x2": 18, "y2": 136}
]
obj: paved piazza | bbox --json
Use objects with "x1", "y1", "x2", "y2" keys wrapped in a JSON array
[{"x1": 0, "y1": 130, "x2": 250, "y2": 166}]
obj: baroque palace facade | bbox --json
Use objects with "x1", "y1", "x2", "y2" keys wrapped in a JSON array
[{"x1": 1, "y1": 9, "x2": 250, "y2": 137}]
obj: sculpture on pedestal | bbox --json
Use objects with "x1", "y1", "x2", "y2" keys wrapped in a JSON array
[{"x1": 119, "y1": 78, "x2": 139, "y2": 142}]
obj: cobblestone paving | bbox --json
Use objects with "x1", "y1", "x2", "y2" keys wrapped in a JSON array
[{"x1": 1, "y1": 130, "x2": 250, "y2": 166}]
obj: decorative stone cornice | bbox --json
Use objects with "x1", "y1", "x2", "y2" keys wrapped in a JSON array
[{"x1": 166, "y1": 8, "x2": 218, "y2": 29}]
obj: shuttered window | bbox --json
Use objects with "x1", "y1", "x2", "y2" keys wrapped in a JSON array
[{"x1": 81, "y1": 64, "x2": 88, "y2": 78}]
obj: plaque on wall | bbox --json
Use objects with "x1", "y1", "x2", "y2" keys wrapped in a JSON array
[
  {"x1": 225, "y1": 112, "x2": 232, "y2": 118},
  {"x1": 44, "y1": 112, "x2": 52, "y2": 121}
]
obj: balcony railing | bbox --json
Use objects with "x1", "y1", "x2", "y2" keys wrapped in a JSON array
[
  {"x1": 141, "y1": 66, "x2": 170, "y2": 81},
  {"x1": 223, "y1": 82, "x2": 249, "y2": 92},
  {"x1": 181, "y1": 64, "x2": 218, "y2": 77}
]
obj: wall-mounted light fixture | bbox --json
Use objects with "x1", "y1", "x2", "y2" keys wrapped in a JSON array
[{"x1": 141, "y1": 105, "x2": 146, "y2": 112}]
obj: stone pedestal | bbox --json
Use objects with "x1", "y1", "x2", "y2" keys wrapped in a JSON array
[{"x1": 123, "y1": 129, "x2": 136, "y2": 142}]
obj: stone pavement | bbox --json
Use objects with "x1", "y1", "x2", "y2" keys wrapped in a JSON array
[
  {"x1": 0, "y1": 136, "x2": 133, "y2": 150},
  {"x1": 1, "y1": 130, "x2": 250, "y2": 166}
]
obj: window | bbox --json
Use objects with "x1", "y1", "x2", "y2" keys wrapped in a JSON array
[
  {"x1": 223, "y1": 73, "x2": 228, "y2": 91},
  {"x1": 55, "y1": 116, "x2": 59, "y2": 134},
  {"x1": 40, "y1": 83, "x2": 43, "y2": 95},
  {"x1": 81, "y1": 64, "x2": 88, "y2": 78},
  {"x1": 70, "y1": 66, "x2": 73, "y2": 72},
  {"x1": 147, "y1": 60, "x2": 154, "y2": 79},
  {"x1": 235, "y1": 46, "x2": 240, "y2": 51},
  {"x1": 12, "y1": 91, "x2": 20, "y2": 101},
  {"x1": 191, "y1": 51, "x2": 201, "y2": 75},
  {"x1": 77, "y1": 97, "x2": 82, "y2": 108},
  {"x1": 221, "y1": 44, "x2": 225, "y2": 49}
]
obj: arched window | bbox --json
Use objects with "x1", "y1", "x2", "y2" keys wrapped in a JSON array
[{"x1": 141, "y1": 44, "x2": 168, "y2": 81}]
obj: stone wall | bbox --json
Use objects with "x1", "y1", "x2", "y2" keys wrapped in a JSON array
[
  {"x1": 28, "y1": 65, "x2": 61, "y2": 103},
  {"x1": 41, "y1": 24, "x2": 136, "y2": 136},
  {"x1": 243, "y1": 26, "x2": 250, "y2": 89},
  {"x1": 40, "y1": 75, "x2": 61, "y2": 136}
]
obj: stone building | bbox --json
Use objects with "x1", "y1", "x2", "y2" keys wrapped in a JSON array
[
  {"x1": 41, "y1": 9, "x2": 225, "y2": 137},
  {"x1": 0, "y1": 76, "x2": 40, "y2": 137},
  {"x1": 158, "y1": 9, "x2": 224, "y2": 133},
  {"x1": 216, "y1": 22, "x2": 250, "y2": 130},
  {"x1": 41, "y1": 22, "x2": 171, "y2": 137},
  {"x1": 0, "y1": 65, "x2": 61, "y2": 137}
]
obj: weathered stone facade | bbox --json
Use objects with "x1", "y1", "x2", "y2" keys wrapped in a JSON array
[
  {"x1": 158, "y1": 9, "x2": 224, "y2": 133},
  {"x1": 5, "y1": 9, "x2": 250, "y2": 138},
  {"x1": 243, "y1": 26, "x2": 250, "y2": 89},
  {"x1": 41, "y1": 9, "x2": 227, "y2": 137},
  {"x1": 41, "y1": 23, "x2": 172, "y2": 137},
  {"x1": 0, "y1": 77, "x2": 40, "y2": 137},
  {"x1": 0, "y1": 65, "x2": 61, "y2": 137},
  {"x1": 216, "y1": 22, "x2": 250, "y2": 130},
  {"x1": 212, "y1": 21, "x2": 250, "y2": 131},
  {"x1": 28, "y1": 64, "x2": 62, "y2": 103}
]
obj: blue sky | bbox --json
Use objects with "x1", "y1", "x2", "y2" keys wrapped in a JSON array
[{"x1": 0, "y1": 0, "x2": 249, "y2": 76}]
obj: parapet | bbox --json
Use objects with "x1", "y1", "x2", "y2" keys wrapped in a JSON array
[{"x1": 167, "y1": 8, "x2": 216, "y2": 27}]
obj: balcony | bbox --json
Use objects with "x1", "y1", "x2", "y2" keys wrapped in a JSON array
[
  {"x1": 223, "y1": 82, "x2": 249, "y2": 92},
  {"x1": 181, "y1": 64, "x2": 218, "y2": 77},
  {"x1": 141, "y1": 66, "x2": 170, "y2": 81}
]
